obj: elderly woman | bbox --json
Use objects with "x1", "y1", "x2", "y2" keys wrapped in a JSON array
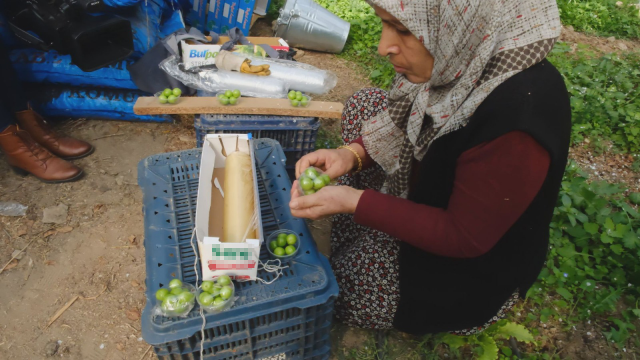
[{"x1": 289, "y1": 0, "x2": 571, "y2": 335}]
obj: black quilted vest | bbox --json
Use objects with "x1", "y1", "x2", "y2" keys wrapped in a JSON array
[{"x1": 393, "y1": 59, "x2": 571, "y2": 334}]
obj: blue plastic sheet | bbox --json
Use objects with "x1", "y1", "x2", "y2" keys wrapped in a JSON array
[
  {"x1": 11, "y1": 48, "x2": 138, "y2": 89},
  {"x1": 28, "y1": 86, "x2": 172, "y2": 123},
  {"x1": 104, "y1": 0, "x2": 141, "y2": 7}
]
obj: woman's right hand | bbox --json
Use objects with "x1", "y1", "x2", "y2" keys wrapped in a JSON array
[{"x1": 295, "y1": 145, "x2": 362, "y2": 180}]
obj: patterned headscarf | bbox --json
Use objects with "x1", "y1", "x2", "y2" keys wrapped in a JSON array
[{"x1": 362, "y1": 0, "x2": 561, "y2": 198}]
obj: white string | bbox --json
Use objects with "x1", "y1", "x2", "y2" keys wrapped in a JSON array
[
  {"x1": 190, "y1": 225, "x2": 288, "y2": 359},
  {"x1": 190, "y1": 229, "x2": 206, "y2": 359},
  {"x1": 236, "y1": 259, "x2": 289, "y2": 285}
]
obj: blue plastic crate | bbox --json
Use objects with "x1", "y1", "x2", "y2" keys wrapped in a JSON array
[
  {"x1": 137, "y1": 139, "x2": 338, "y2": 359},
  {"x1": 194, "y1": 114, "x2": 321, "y2": 171}
]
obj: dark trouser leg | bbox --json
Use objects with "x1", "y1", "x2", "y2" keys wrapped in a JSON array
[
  {"x1": 0, "y1": 99, "x2": 16, "y2": 132},
  {"x1": 0, "y1": 40, "x2": 28, "y2": 118}
]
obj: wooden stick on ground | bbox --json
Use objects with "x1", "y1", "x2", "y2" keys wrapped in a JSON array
[
  {"x1": 139, "y1": 345, "x2": 152, "y2": 360},
  {"x1": 0, "y1": 239, "x2": 35, "y2": 275},
  {"x1": 45, "y1": 284, "x2": 108, "y2": 329},
  {"x1": 45, "y1": 296, "x2": 79, "y2": 329}
]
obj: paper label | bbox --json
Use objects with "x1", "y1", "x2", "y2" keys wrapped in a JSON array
[
  {"x1": 237, "y1": 8, "x2": 245, "y2": 24},
  {"x1": 181, "y1": 43, "x2": 222, "y2": 70},
  {"x1": 223, "y1": 3, "x2": 230, "y2": 18}
]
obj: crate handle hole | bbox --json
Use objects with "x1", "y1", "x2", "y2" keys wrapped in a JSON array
[
  {"x1": 152, "y1": 183, "x2": 156, "y2": 186},
  {"x1": 282, "y1": 188, "x2": 286, "y2": 191},
  {"x1": 277, "y1": 174, "x2": 281, "y2": 177},
  {"x1": 159, "y1": 283, "x2": 164, "y2": 287},
  {"x1": 306, "y1": 251, "x2": 310, "y2": 254},
  {"x1": 299, "y1": 233, "x2": 304, "y2": 237},
  {"x1": 153, "y1": 196, "x2": 157, "y2": 200},
  {"x1": 166, "y1": 219, "x2": 170, "y2": 223},
  {"x1": 168, "y1": 235, "x2": 172, "y2": 239},
  {"x1": 158, "y1": 263, "x2": 163, "y2": 267},
  {"x1": 154, "y1": 211, "x2": 158, "y2": 215}
]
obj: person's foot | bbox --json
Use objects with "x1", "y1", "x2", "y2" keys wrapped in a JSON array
[
  {"x1": 0, "y1": 125, "x2": 83, "y2": 183},
  {"x1": 15, "y1": 109, "x2": 94, "y2": 160}
]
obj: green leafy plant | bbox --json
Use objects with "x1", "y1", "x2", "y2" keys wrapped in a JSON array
[
  {"x1": 440, "y1": 321, "x2": 534, "y2": 360},
  {"x1": 526, "y1": 160, "x2": 640, "y2": 346},
  {"x1": 547, "y1": 43, "x2": 640, "y2": 152},
  {"x1": 313, "y1": 0, "x2": 395, "y2": 88},
  {"x1": 557, "y1": 0, "x2": 640, "y2": 39}
]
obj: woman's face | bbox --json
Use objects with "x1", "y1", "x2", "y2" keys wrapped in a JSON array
[{"x1": 374, "y1": 5, "x2": 434, "y2": 84}]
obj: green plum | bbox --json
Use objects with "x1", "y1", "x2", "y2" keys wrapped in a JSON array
[
  {"x1": 300, "y1": 176, "x2": 313, "y2": 190},
  {"x1": 313, "y1": 177, "x2": 325, "y2": 190},
  {"x1": 217, "y1": 275, "x2": 231, "y2": 286},
  {"x1": 220, "y1": 286, "x2": 232, "y2": 300},
  {"x1": 286, "y1": 234, "x2": 297, "y2": 245},
  {"x1": 155, "y1": 288, "x2": 170, "y2": 301},
  {"x1": 285, "y1": 245, "x2": 296, "y2": 255}
]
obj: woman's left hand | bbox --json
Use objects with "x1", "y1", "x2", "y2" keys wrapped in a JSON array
[{"x1": 289, "y1": 182, "x2": 364, "y2": 220}]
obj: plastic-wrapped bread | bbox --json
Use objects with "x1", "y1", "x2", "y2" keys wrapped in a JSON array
[{"x1": 222, "y1": 151, "x2": 257, "y2": 243}]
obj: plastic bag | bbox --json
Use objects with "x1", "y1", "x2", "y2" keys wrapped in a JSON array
[
  {"x1": 182, "y1": 54, "x2": 338, "y2": 95},
  {"x1": 120, "y1": 0, "x2": 164, "y2": 57},
  {"x1": 28, "y1": 85, "x2": 172, "y2": 123},
  {"x1": 160, "y1": 56, "x2": 289, "y2": 98},
  {"x1": 153, "y1": 282, "x2": 196, "y2": 318},
  {"x1": 297, "y1": 167, "x2": 333, "y2": 196},
  {"x1": 0, "y1": 202, "x2": 28, "y2": 217},
  {"x1": 196, "y1": 276, "x2": 236, "y2": 314},
  {"x1": 247, "y1": 57, "x2": 338, "y2": 95},
  {"x1": 11, "y1": 49, "x2": 138, "y2": 90}
]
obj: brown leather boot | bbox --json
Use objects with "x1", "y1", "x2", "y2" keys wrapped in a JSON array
[
  {"x1": 15, "y1": 109, "x2": 94, "y2": 160},
  {"x1": 0, "y1": 125, "x2": 83, "y2": 183}
]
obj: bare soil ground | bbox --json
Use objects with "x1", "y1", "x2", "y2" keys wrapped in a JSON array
[{"x1": 0, "y1": 19, "x2": 639, "y2": 360}]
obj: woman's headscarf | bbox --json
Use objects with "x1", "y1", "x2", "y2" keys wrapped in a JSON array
[{"x1": 362, "y1": 0, "x2": 562, "y2": 198}]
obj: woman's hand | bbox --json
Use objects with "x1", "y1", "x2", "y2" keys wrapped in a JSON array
[
  {"x1": 295, "y1": 143, "x2": 365, "y2": 180},
  {"x1": 289, "y1": 181, "x2": 364, "y2": 220}
]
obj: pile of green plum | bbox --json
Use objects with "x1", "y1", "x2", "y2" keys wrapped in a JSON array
[
  {"x1": 298, "y1": 167, "x2": 331, "y2": 196},
  {"x1": 268, "y1": 231, "x2": 298, "y2": 258},
  {"x1": 287, "y1": 90, "x2": 309, "y2": 107},
  {"x1": 197, "y1": 275, "x2": 235, "y2": 313},
  {"x1": 155, "y1": 279, "x2": 196, "y2": 317},
  {"x1": 217, "y1": 90, "x2": 241, "y2": 105},
  {"x1": 158, "y1": 88, "x2": 182, "y2": 104}
]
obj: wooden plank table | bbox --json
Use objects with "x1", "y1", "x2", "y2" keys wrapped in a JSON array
[{"x1": 134, "y1": 97, "x2": 344, "y2": 119}]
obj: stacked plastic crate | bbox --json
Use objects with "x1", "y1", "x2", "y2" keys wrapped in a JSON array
[
  {"x1": 194, "y1": 91, "x2": 321, "y2": 171},
  {"x1": 137, "y1": 139, "x2": 338, "y2": 359}
]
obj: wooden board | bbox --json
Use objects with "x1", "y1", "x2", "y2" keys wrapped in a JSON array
[{"x1": 134, "y1": 97, "x2": 344, "y2": 119}]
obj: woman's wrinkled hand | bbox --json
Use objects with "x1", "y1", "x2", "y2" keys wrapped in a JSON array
[
  {"x1": 289, "y1": 181, "x2": 364, "y2": 220},
  {"x1": 295, "y1": 148, "x2": 358, "y2": 180}
]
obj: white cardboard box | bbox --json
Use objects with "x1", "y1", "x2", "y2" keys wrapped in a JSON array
[{"x1": 195, "y1": 134, "x2": 263, "y2": 281}]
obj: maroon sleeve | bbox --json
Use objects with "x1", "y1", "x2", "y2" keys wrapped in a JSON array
[
  {"x1": 349, "y1": 137, "x2": 375, "y2": 170},
  {"x1": 352, "y1": 131, "x2": 550, "y2": 258}
]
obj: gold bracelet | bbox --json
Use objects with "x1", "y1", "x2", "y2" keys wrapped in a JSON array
[{"x1": 338, "y1": 145, "x2": 363, "y2": 174}]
